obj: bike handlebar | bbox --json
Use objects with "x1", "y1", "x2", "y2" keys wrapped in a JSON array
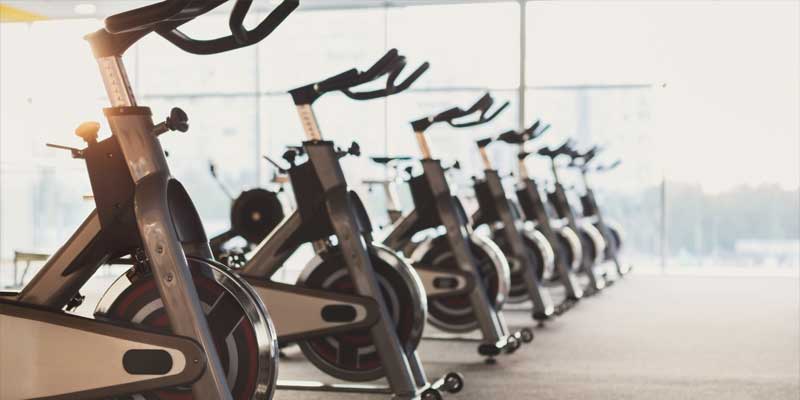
[
  {"x1": 411, "y1": 93, "x2": 509, "y2": 132},
  {"x1": 537, "y1": 139, "x2": 574, "y2": 159},
  {"x1": 596, "y1": 159, "x2": 622, "y2": 172},
  {"x1": 565, "y1": 145, "x2": 621, "y2": 173},
  {"x1": 105, "y1": 0, "x2": 298, "y2": 55},
  {"x1": 496, "y1": 119, "x2": 551, "y2": 145},
  {"x1": 290, "y1": 49, "x2": 429, "y2": 105}
]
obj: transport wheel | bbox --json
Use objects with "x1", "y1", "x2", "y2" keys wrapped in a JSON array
[
  {"x1": 520, "y1": 327, "x2": 534, "y2": 343},
  {"x1": 444, "y1": 372, "x2": 465, "y2": 393},
  {"x1": 96, "y1": 257, "x2": 278, "y2": 400},
  {"x1": 296, "y1": 244, "x2": 426, "y2": 382},
  {"x1": 490, "y1": 227, "x2": 553, "y2": 304},
  {"x1": 414, "y1": 233, "x2": 509, "y2": 333},
  {"x1": 422, "y1": 388, "x2": 444, "y2": 400}
]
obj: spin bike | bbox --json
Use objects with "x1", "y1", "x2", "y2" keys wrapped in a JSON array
[
  {"x1": 564, "y1": 146, "x2": 631, "y2": 277},
  {"x1": 493, "y1": 122, "x2": 586, "y2": 302},
  {"x1": 472, "y1": 132, "x2": 581, "y2": 318},
  {"x1": 0, "y1": 1, "x2": 298, "y2": 399},
  {"x1": 538, "y1": 140, "x2": 609, "y2": 292},
  {"x1": 206, "y1": 161, "x2": 287, "y2": 265},
  {"x1": 234, "y1": 50, "x2": 463, "y2": 399},
  {"x1": 383, "y1": 94, "x2": 534, "y2": 358}
]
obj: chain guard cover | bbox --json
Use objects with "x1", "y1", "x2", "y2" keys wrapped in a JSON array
[
  {"x1": 95, "y1": 258, "x2": 277, "y2": 400},
  {"x1": 296, "y1": 244, "x2": 425, "y2": 382},
  {"x1": 414, "y1": 234, "x2": 508, "y2": 333}
]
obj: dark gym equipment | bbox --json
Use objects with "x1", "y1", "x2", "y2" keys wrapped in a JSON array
[{"x1": 1, "y1": 1, "x2": 298, "y2": 398}]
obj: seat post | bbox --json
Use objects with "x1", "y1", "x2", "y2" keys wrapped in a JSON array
[{"x1": 97, "y1": 56, "x2": 137, "y2": 107}]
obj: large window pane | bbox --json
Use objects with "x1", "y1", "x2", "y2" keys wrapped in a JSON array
[
  {"x1": 260, "y1": 91, "x2": 387, "y2": 203},
  {"x1": 258, "y1": 8, "x2": 387, "y2": 93},
  {"x1": 524, "y1": 87, "x2": 660, "y2": 266},
  {"x1": 388, "y1": 3, "x2": 520, "y2": 89},
  {"x1": 387, "y1": 90, "x2": 518, "y2": 173},
  {"x1": 150, "y1": 96, "x2": 259, "y2": 236},
  {"x1": 135, "y1": 14, "x2": 258, "y2": 96},
  {"x1": 527, "y1": 2, "x2": 799, "y2": 268},
  {"x1": 1, "y1": 20, "x2": 104, "y2": 259}
]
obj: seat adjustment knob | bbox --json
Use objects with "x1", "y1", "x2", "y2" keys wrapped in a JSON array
[{"x1": 75, "y1": 121, "x2": 101, "y2": 144}]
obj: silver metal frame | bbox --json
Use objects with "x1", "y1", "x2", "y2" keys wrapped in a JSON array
[
  {"x1": 9, "y1": 51, "x2": 255, "y2": 399},
  {"x1": 383, "y1": 131, "x2": 515, "y2": 349},
  {"x1": 409, "y1": 230, "x2": 510, "y2": 333},
  {"x1": 239, "y1": 104, "x2": 434, "y2": 399},
  {"x1": 474, "y1": 160, "x2": 555, "y2": 318},
  {"x1": 95, "y1": 258, "x2": 280, "y2": 400}
]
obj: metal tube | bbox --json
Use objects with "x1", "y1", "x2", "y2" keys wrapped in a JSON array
[
  {"x1": 518, "y1": 0, "x2": 527, "y2": 131},
  {"x1": 97, "y1": 56, "x2": 136, "y2": 107},
  {"x1": 296, "y1": 104, "x2": 323, "y2": 141},
  {"x1": 517, "y1": 155, "x2": 529, "y2": 180},
  {"x1": 96, "y1": 55, "x2": 232, "y2": 400},
  {"x1": 478, "y1": 147, "x2": 493, "y2": 170},
  {"x1": 415, "y1": 131, "x2": 433, "y2": 160}
]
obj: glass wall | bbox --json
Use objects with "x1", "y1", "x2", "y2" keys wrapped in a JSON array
[
  {"x1": 0, "y1": 2, "x2": 521, "y2": 266},
  {"x1": 0, "y1": 1, "x2": 797, "y2": 284},
  {"x1": 526, "y1": 1, "x2": 800, "y2": 269}
]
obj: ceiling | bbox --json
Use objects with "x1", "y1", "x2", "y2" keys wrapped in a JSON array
[{"x1": 0, "y1": 0, "x2": 511, "y2": 22}]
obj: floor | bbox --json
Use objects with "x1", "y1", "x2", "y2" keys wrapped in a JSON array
[{"x1": 274, "y1": 274, "x2": 800, "y2": 400}]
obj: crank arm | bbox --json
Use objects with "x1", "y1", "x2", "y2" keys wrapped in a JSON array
[
  {"x1": 413, "y1": 265, "x2": 475, "y2": 299},
  {"x1": 1, "y1": 301, "x2": 205, "y2": 399},
  {"x1": 243, "y1": 280, "x2": 380, "y2": 343}
]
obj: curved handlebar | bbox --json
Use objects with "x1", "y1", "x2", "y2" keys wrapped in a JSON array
[
  {"x1": 412, "y1": 93, "x2": 509, "y2": 132},
  {"x1": 497, "y1": 129, "x2": 524, "y2": 144},
  {"x1": 537, "y1": 139, "x2": 575, "y2": 159},
  {"x1": 595, "y1": 159, "x2": 622, "y2": 172},
  {"x1": 104, "y1": 0, "x2": 200, "y2": 33},
  {"x1": 565, "y1": 145, "x2": 602, "y2": 163},
  {"x1": 291, "y1": 49, "x2": 429, "y2": 105},
  {"x1": 446, "y1": 94, "x2": 510, "y2": 128},
  {"x1": 104, "y1": 0, "x2": 298, "y2": 56},
  {"x1": 496, "y1": 119, "x2": 551, "y2": 145},
  {"x1": 565, "y1": 145, "x2": 621, "y2": 173}
]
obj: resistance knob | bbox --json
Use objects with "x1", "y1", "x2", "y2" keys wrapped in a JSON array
[{"x1": 75, "y1": 121, "x2": 101, "y2": 144}]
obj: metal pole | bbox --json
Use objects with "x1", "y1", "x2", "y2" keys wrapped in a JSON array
[
  {"x1": 254, "y1": 44, "x2": 262, "y2": 186},
  {"x1": 660, "y1": 176, "x2": 667, "y2": 271},
  {"x1": 518, "y1": 0, "x2": 527, "y2": 131}
]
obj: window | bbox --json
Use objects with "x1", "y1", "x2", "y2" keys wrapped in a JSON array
[{"x1": 1, "y1": 1, "x2": 796, "y2": 275}]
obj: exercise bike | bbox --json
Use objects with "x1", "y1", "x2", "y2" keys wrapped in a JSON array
[
  {"x1": 538, "y1": 140, "x2": 609, "y2": 293},
  {"x1": 383, "y1": 94, "x2": 534, "y2": 359},
  {"x1": 1, "y1": 1, "x2": 299, "y2": 398},
  {"x1": 493, "y1": 122, "x2": 586, "y2": 302},
  {"x1": 230, "y1": 50, "x2": 463, "y2": 399},
  {"x1": 206, "y1": 160, "x2": 288, "y2": 266},
  {"x1": 564, "y1": 145, "x2": 632, "y2": 277},
  {"x1": 472, "y1": 132, "x2": 582, "y2": 318}
]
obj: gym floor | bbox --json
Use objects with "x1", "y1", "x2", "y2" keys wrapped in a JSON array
[{"x1": 274, "y1": 274, "x2": 800, "y2": 400}]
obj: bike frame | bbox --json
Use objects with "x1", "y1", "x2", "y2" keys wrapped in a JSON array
[
  {"x1": 384, "y1": 134, "x2": 509, "y2": 345},
  {"x1": 239, "y1": 103, "x2": 427, "y2": 397},
  {"x1": 514, "y1": 156, "x2": 584, "y2": 299},
  {"x1": 546, "y1": 160, "x2": 606, "y2": 291},
  {"x1": 15, "y1": 28, "x2": 232, "y2": 399},
  {"x1": 578, "y1": 170, "x2": 631, "y2": 276},
  {"x1": 472, "y1": 144, "x2": 555, "y2": 318}
]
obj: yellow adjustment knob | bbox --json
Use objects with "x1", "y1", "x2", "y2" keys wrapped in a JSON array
[{"x1": 75, "y1": 121, "x2": 101, "y2": 144}]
